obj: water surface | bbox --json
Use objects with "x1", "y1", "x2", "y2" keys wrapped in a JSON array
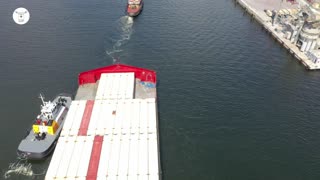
[{"x1": 1, "y1": 0, "x2": 320, "y2": 179}]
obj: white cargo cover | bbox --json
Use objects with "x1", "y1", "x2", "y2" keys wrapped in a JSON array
[
  {"x1": 60, "y1": 100, "x2": 87, "y2": 137},
  {"x1": 45, "y1": 134, "x2": 159, "y2": 180},
  {"x1": 95, "y1": 73, "x2": 135, "y2": 100},
  {"x1": 87, "y1": 98, "x2": 157, "y2": 136}
]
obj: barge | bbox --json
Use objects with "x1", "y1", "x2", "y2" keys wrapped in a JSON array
[{"x1": 45, "y1": 64, "x2": 161, "y2": 180}]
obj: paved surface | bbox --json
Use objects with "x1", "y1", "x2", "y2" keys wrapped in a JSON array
[
  {"x1": 75, "y1": 83, "x2": 98, "y2": 100},
  {"x1": 75, "y1": 79, "x2": 157, "y2": 100},
  {"x1": 244, "y1": 0, "x2": 299, "y2": 11}
]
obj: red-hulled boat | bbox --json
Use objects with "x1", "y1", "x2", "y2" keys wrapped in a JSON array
[{"x1": 127, "y1": 0, "x2": 143, "y2": 17}]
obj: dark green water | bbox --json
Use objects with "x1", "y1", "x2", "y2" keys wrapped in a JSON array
[{"x1": 1, "y1": 0, "x2": 320, "y2": 179}]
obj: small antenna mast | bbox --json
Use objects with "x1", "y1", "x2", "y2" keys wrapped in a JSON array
[{"x1": 39, "y1": 93, "x2": 45, "y2": 106}]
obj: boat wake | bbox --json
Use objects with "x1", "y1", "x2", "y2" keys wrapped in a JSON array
[
  {"x1": 3, "y1": 157, "x2": 44, "y2": 179},
  {"x1": 106, "y1": 16, "x2": 134, "y2": 63}
]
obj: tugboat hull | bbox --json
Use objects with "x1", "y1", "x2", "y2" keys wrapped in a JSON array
[
  {"x1": 17, "y1": 94, "x2": 72, "y2": 160},
  {"x1": 127, "y1": 0, "x2": 143, "y2": 17},
  {"x1": 127, "y1": 10, "x2": 142, "y2": 17},
  {"x1": 17, "y1": 139, "x2": 57, "y2": 160}
]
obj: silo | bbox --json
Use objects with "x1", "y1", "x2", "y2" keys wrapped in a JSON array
[
  {"x1": 291, "y1": 31, "x2": 297, "y2": 43},
  {"x1": 287, "y1": 31, "x2": 292, "y2": 39},
  {"x1": 311, "y1": 40, "x2": 317, "y2": 50},
  {"x1": 306, "y1": 41, "x2": 312, "y2": 51},
  {"x1": 279, "y1": 10, "x2": 284, "y2": 16},
  {"x1": 283, "y1": 9, "x2": 290, "y2": 15},
  {"x1": 266, "y1": 10, "x2": 273, "y2": 17},
  {"x1": 301, "y1": 41, "x2": 307, "y2": 52}
]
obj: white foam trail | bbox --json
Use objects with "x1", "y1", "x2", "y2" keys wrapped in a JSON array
[
  {"x1": 3, "y1": 157, "x2": 46, "y2": 179},
  {"x1": 106, "y1": 16, "x2": 134, "y2": 63},
  {"x1": 3, "y1": 159, "x2": 33, "y2": 178}
]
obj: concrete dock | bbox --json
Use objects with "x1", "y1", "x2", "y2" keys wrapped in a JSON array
[{"x1": 235, "y1": 0, "x2": 320, "y2": 70}]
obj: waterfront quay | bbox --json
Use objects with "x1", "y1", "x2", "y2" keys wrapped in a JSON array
[{"x1": 235, "y1": 0, "x2": 320, "y2": 70}]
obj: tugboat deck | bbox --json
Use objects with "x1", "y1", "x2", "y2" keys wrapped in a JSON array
[{"x1": 45, "y1": 66, "x2": 160, "y2": 180}]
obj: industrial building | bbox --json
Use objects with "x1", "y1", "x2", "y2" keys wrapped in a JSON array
[{"x1": 271, "y1": 1, "x2": 320, "y2": 64}]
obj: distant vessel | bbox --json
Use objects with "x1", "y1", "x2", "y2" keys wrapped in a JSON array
[
  {"x1": 127, "y1": 0, "x2": 143, "y2": 17},
  {"x1": 17, "y1": 94, "x2": 72, "y2": 160}
]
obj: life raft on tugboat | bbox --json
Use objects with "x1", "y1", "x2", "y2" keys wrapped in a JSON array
[
  {"x1": 127, "y1": 0, "x2": 143, "y2": 17},
  {"x1": 17, "y1": 93, "x2": 72, "y2": 160}
]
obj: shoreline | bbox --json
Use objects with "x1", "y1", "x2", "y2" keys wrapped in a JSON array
[{"x1": 235, "y1": 0, "x2": 320, "y2": 70}]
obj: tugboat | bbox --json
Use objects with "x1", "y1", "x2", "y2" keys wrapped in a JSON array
[
  {"x1": 127, "y1": 0, "x2": 143, "y2": 17},
  {"x1": 17, "y1": 93, "x2": 72, "y2": 160}
]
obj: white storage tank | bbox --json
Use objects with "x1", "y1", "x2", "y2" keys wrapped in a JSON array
[
  {"x1": 283, "y1": 9, "x2": 290, "y2": 15},
  {"x1": 286, "y1": 31, "x2": 292, "y2": 40},
  {"x1": 266, "y1": 10, "x2": 273, "y2": 17},
  {"x1": 301, "y1": 41, "x2": 307, "y2": 52},
  {"x1": 306, "y1": 41, "x2": 312, "y2": 52},
  {"x1": 311, "y1": 40, "x2": 317, "y2": 50},
  {"x1": 291, "y1": 31, "x2": 297, "y2": 42}
]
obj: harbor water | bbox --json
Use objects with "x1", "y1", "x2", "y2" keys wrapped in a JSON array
[{"x1": 1, "y1": 0, "x2": 320, "y2": 179}]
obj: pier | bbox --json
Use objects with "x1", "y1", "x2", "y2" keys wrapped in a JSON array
[{"x1": 235, "y1": 0, "x2": 320, "y2": 70}]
